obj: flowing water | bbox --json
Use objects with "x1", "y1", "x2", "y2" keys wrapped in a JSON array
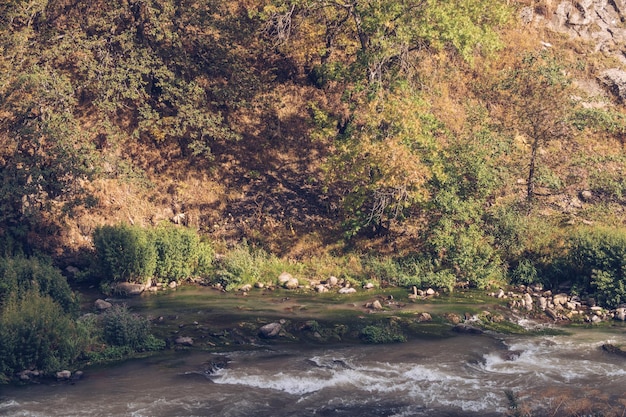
[{"x1": 2, "y1": 327, "x2": 626, "y2": 416}]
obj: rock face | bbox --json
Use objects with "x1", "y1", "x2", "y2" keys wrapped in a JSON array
[
  {"x1": 600, "y1": 69, "x2": 626, "y2": 103},
  {"x1": 259, "y1": 322, "x2": 282, "y2": 338}
]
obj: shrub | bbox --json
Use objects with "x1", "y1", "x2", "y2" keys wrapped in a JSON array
[
  {"x1": 511, "y1": 259, "x2": 539, "y2": 286},
  {"x1": 360, "y1": 323, "x2": 406, "y2": 344},
  {"x1": 101, "y1": 305, "x2": 163, "y2": 351},
  {"x1": 0, "y1": 256, "x2": 78, "y2": 314},
  {"x1": 152, "y1": 225, "x2": 213, "y2": 283},
  {"x1": 93, "y1": 224, "x2": 156, "y2": 283},
  {"x1": 0, "y1": 290, "x2": 85, "y2": 380},
  {"x1": 567, "y1": 227, "x2": 626, "y2": 308}
]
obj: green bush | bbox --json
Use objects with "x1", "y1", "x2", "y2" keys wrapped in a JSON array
[
  {"x1": 360, "y1": 323, "x2": 406, "y2": 344},
  {"x1": 511, "y1": 259, "x2": 539, "y2": 286},
  {"x1": 152, "y1": 225, "x2": 213, "y2": 283},
  {"x1": 0, "y1": 290, "x2": 85, "y2": 380},
  {"x1": 102, "y1": 305, "x2": 164, "y2": 351},
  {"x1": 93, "y1": 225, "x2": 156, "y2": 283},
  {"x1": 567, "y1": 227, "x2": 626, "y2": 308},
  {"x1": 93, "y1": 224, "x2": 213, "y2": 284},
  {"x1": 0, "y1": 256, "x2": 78, "y2": 314}
]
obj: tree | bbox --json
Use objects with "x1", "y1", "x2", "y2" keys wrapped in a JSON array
[{"x1": 491, "y1": 51, "x2": 576, "y2": 201}]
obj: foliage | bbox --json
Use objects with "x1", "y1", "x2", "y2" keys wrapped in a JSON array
[
  {"x1": 101, "y1": 304, "x2": 164, "y2": 351},
  {"x1": 0, "y1": 256, "x2": 78, "y2": 313},
  {"x1": 359, "y1": 323, "x2": 406, "y2": 344},
  {"x1": 152, "y1": 224, "x2": 213, "y2": 283},
  {"x1": 93, "y1": 224, "x2": 157, "y2": 284},
  {"x1": 0, "y1": 290, "x2": 85, "y2": 379},
  {"x1": 511, "y1": 259, "x2": 539, "y2": 286},
  {"x1": 566, "y1": 227, "x2": 626, "y2": 308},
  {"x1": 93, "y1": 224, "x2": 213, "y2": 284},
  {"x1": 488, "y1": 50, "x2": 577, "y2": 201}
]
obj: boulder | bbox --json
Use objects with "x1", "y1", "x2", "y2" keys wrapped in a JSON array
[
  {"x1": 283, "y1": 277, "x2": 299, "y2": 289},
  {"x1": 278, "y1": 272, "x2": 293, "y2": 285},
  {"x1": 338, "y1": 287, "x2": 356, "y2": 294},
  {"x1": 175, "y1": 336, "x2": 194, "y2": 346},
  {"x1": 496, "y1": 288, "x2": 505, "y2": 299},
  {"x1": 56, "y1": 370, "x2": 72, "y2": 380},
  {"x1": 363, "y1": 282, "x2": 375, "y2": 290},
  {"x1": 259, "y1": 322, "x2": 282, "y2": 338},
  {"x1": 553, "y1": 293, "x2": 569, "y2": 306},
  {"x1": 112, "y1": 282, "x2": 145, "y2": 296},
  {"x1": 94, "y1": 299, "x2": 112, "y2": 311},
  {"x1": 168, "y1": 281, "x2": 178, "y2": 289},
  {"x1": 545, "y1": 308, "x2": 559, "y2": 320},
  {"x1": 615, "y1": 308, "x2": 626, "y2": 321},
  {"x1": 416, "y1": 312, "x2": 432, "y2": 322},
  {"x1": 240, "y1": 284, "x2": 253, "y2": 292},
  {"x1": 327, "y1": 276, "x2": 339, "y2": 287},
  {"x1": 538, "y1": 296, "x2": 548, "y2": 311},
  {"x1": 523, "y1": 293, "x2": 533, "y2": 311},
  {"x1": 426, "y1": 288, "x2": 436, "y2": 296},
  {"x1": 602, "y1": 343, "x2": 626, "y2": 357},
  {"x1": 600, "y1": 69, "x2": 626, "y2": 103},
  {"x1": 370, "y1": 300, "x2": 383, "y2": 310},
  {"x1": 315, "y1": 284, "x2": 328, "y2": 293}
]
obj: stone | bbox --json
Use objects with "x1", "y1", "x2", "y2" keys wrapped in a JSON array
[
  {"x1": 496, "y1": 289, "x2": 505, "y2": 299},
  {"x1": 259, "y1": 322, "x2": 282, "y2": 338},
  {"x1": 416, "y1": 312, "x2": 432, "y2": 322},
  {"x1": 371, "y1": 300, "x2": 383, "y2": 310},
  {"x1": 591, "y1": 314, "x2": 602, "y2": 323},
  {"x1": 538, "y1": 296, "x2": 548, "y2": 311},
  {"x1": 615, "y1": 308, "x2": 626, "y2": 321},
  {"x1": 278, "y1": 272, "x2": 293, "y2": 285},
  {"x1": 327, "y1": 276, "x2": 339, "y2": 287},
  {"x1": 338, "y1": 287, "x2": 356, "y2": 294},
  {"x1": 363, "y1": 282, "x2": 375, "y2": 290},
  {"x1": 240, "y1": 284, "x2": 253, "y2": 292},
  {"x1": 175, "y1": 336, "x2": 194, "y2": 346},
  {"x1": 56, "y1": 370, "x2": 71, "y2": 380},
  {"x1": 523, "y1": 293, "x2": 533, "y2": 311},
  {"x1": 426, "y1": 288, "x2": 436, "y2": 296},
  {"x1": 600, "y1": 68, "x2": 626, "y2": 103},
  {"x1": 580, "y1": 190, "x2": 593, "y2": 202},
  {"x1": 545, "y1": 308, "x2": 559, "y2": 320},
  {"x1": 315, "y1": 284, "x2": 328, "y2": 293},
  {"x1": 254, "y1": 282, "x2": 265, "y2": 288},
  {"x1": 283, "y1": 277, "x2": 299, "y2": 289},
  {"x1": 168, "y1": 281, "x2": 178, "y2": 289},
  {"x1": 553, "y1": 293, "x2": 569, "y2": 306},
  {"x1": 94, "y1": 299, "x2": 112, "y2": 311},
  {"x1": 112, "y1": 282, "x2": 145, "y2": 296}
]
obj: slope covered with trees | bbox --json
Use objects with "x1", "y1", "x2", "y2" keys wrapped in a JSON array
[{"x1": 1, "y1": 0, "x2": 626, "y2": 378}]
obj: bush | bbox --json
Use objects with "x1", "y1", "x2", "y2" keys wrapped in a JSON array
[
  {"x1": 0, "y1": 256, "x2": 78, "y2": 314},
  {"x1": 101, "y1": 305, "x2": 163, "y2": 351},
  {"x1": 360, "y1": 323, "x2": 406, "y2": 344},
  {"x1": 511, "y1": 259, "x2": 539, "y2": 286},
  {"x1": 152, "y1": 225, "x2": 213, "y2": 283},
  {"x1": 567, "y1": 227, "x2": 626, "y2": 308},
  {"x1": 93, "y1": 224, "x2": 156, "y2": 283},
  {"x1": 93, "y1": 224, "x2": 214, "y2": 284},
  {"x1": 0, "y1": 290, "x2": 85, "y2": 380}
]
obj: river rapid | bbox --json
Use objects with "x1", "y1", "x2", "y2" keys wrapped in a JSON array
[{"x1": 2, "y1": 326, "x2": 626, "y2": 417}]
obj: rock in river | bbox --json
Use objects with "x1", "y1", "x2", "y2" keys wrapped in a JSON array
[{"x1": 259, "y1": 322, "x2": 282, "y2": 338}]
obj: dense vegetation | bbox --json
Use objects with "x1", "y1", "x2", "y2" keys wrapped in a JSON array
[{"x1": 1, "y1": 0, "x2": 626, "y2": 380}]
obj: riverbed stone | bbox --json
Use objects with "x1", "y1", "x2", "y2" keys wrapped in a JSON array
[
  {"x1": 452, "y1": 324, "x2": 484, "y2": 335},
  {"x1": 259, "y1": 322, "x2": 282, "y2": 338},
  {"x1": 112, "y1": 282, "x2": 145, "y2": 296},
  {"x1": 278, "y1": 272, "x2": 293, "y2": 285},
  {"x1": 538, "y1": 296, "x2": 547, "y2": 311},
  {"x1": 553, "y1": 293, "x2": 569, "y2": 306},
  {"x1": 615, "y1": 308, "x2": 626, "y2": 321},
  {"x1": 94, "y1": 299, "x2": 112, "y2": 311},
  {"x1": 416, "y1": 312, "x2": 432, "y2": 322},
  {"x1": 523, "y1": 293, "x2": 533, "y2": 311},
  {"x1": 371, "y1": 300, "x2": 383, "y2": 310},
  {"x1": 327, "y1": 276, "x2": 338, "y2": 287},
  {"x1": 284, "y1": 277, "x2": 299, "y2": 289},
  {"x1": 315, "y1": 284, "x2": 328, "y2": 293},
  {"x1": 175, "y1": 336, "x2": 194, "y2": 346},
  {"x1": 56, "y1": 370, "x2": 71, "y2": 380},
  {"x1": 338, "y1": 287, "x2": 356, "y2": 294}
]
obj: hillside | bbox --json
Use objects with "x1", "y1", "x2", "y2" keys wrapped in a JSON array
[{"x1": 1, "y1": 0, "x2": 625, "y2": 272}]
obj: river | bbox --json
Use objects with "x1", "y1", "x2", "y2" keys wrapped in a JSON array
[{"x1": 2, "y1": 326, "x2": 626, "y2": 416}]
